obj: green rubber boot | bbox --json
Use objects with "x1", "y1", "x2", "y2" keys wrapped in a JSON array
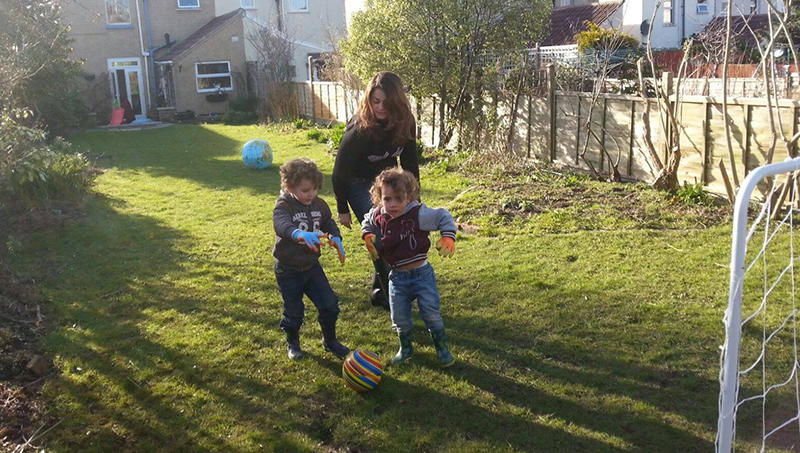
[
  {"x1": 390, "y1": 330, "x2": 414, "y2": 366},
  {"x1": 430, "y1": 328, "x2": 455, "y2": 367}
]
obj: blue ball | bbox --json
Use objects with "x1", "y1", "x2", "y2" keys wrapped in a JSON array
[{"x1": 242, "y1": 139, "x2": 273, "y2": 169}]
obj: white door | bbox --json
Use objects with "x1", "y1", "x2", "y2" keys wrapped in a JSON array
[{"x1": 108, "y1": 58, "x2": 147, "y2": 120}]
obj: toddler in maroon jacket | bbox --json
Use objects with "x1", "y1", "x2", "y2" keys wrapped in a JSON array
[{"x1": 361, "y1": 168, "x2": 457, "y2": 367}]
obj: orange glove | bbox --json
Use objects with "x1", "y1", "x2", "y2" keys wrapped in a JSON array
[
  {"x1": 364, "y1": 234, "x2": 380, "y2": 261},
  {"x1": 435, "y1": 237, "x2": 455, "y2": 258},
  {"x1": 329, "y1": 236, "x2": 346, "y2": 264}
]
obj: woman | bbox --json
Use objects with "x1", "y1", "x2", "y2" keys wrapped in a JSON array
[{"x1": 332, "y1": 71, "x2": 420, "y2": 310}]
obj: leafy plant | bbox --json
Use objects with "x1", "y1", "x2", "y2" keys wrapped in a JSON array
[
  {"x1": 673, "y1": 181, "x2": 711, "y2": 206},
  {"x1": 306, "y1": 129, "x2": 323, "y2": 142}
]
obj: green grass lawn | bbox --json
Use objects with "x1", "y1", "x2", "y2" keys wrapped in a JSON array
[{"x1": 4, "y1": 124, "x2": 772, "y2": 452}]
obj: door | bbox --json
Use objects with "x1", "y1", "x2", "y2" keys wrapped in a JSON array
[{"x1": 108, "y1": 58, "x2": 147, "y2": 120}]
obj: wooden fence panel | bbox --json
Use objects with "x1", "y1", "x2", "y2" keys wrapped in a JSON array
[
  {"x1": 675, "y1": 101, "x2": 707, "y2": 186},
  {"x1": 554, "y1": 95, "x2": 580, "y2": 167},
  {"x1": 603, "y1": 99, "x2": 633, "y2": 178}
]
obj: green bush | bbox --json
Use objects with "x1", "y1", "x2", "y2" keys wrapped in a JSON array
[
  {"x1": 674, "y1": 181, "x2": 711, "y2": 206},
  {"x1": 306, "y1": 129, "x2": 324, "y2": 142},
  {"x1": 2, "y1": 136, "x2": 97, "y2": 207},
  {"x1": 294, "y1": 118, "x2": 315, "y2": 129},
  {"x1": 222, "y1": 110, "x2": 257, "y2": 125},
  {"x1": 328, "y1": 123, "x2": 346, "y2": 149},
  {"x1": 228, "y1": 97, "x2": 259, "y2": 113}
]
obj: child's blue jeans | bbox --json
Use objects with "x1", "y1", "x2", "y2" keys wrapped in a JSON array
[
  {"x1": 388, "y1": 262, "x2": 445, "y2": 334},
  {"x1": 275, "y1": 261, "x2": 339, "y2": 331}
]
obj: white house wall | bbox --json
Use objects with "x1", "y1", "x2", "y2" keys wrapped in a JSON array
[{"x1": 217, "y1": 0, "x2": 345, "y2": 81}]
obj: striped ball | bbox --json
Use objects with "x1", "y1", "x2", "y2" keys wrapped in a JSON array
[{"x1": 342, "y1": 350, "x2": 384, "y2": 393}]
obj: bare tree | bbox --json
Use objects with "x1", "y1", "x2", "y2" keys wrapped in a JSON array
[{"x1": 247, "y1": 24, "x2": 298, "y2": 121}]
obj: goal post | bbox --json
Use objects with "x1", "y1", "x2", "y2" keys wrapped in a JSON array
[{"x1": 717, "y1": 157, "x2": 800, "y2": 453}]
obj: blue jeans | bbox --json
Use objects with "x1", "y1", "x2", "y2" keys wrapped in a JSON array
[
  {"x1": 388, "y1": 262, "x2": 444, "y2": 333},
  {"x1": 347, "y1": 180, "x2": 390, "y2": 297},
  {"x1": 275, "y1": 262, "x2": 339, "y2": 330}
]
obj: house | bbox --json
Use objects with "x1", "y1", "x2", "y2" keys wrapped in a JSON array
[
  {"x1": 546, "y1": 0, "x2": 784, "y2": 50},
  {"x1": 61, "y1": 0, "x2": 346, "y2": 121}
]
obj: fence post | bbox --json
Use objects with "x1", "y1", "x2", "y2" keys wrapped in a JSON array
[
  {"x1": 575, "y1": 96, "x2": 581, "y2": 165},
  {"x1": 628, "y1": 100, "x2": 636, "y2": 177},
  {"x1": 662, "y1": 72, "x2": 674, "y2": 162},
  {"x1": 547, "y1": 65, "x2": 556, "y2": 162},
  {"x1": 702, "y1": 100, "x2": 711, "y2": 184},
  {"x1": 308, "y1": 56, "x2": 316, "y2": 122},
  {"x1": 527, "y1": 92, "x2": 532, "y2": 159},
  {"x1": 744, "y1": 104, "x2": 752, "y2": 176},
  {"x1": 599, "y1": 98, "x2": 608, "y2": 172}
]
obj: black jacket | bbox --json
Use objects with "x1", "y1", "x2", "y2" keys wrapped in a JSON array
[{"x1": 331, "y1": 117, "x2": 420, "y2": 214}]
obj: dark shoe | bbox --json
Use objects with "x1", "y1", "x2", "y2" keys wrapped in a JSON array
[
  {"x1": 390, "y1": 330, "x2": 414, "y2": 366},
  {"x1": 320, "y1": 322, "x2": 350, "y2": 358},
  {"x1": 430, "y1": 329, "x2": 455, "y2": 367},
  {"x1": 285, "y1": 328, "x2": 303, "y2": 360},
  {"x1": 370, "y1": 288, "x2": 390, "y2": 310}
]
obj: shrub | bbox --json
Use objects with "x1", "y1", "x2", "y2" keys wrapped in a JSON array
[
  {"x1": 306, "y1": 129, "x2": 324, "y2": 142},
  {"x1": 328, "y1": 123, "x2": 346, "y2": 149},
  {"x1": 222, "y1": 111, "x2": 257, "y2": 125},
  {"x1": 674, "y1": 181, "x2": 711, "y2": 206},
  {"x1": 228, "y1": 97, "x2": 259, "y2": 113},
  {"x1": 1, "y1": 135, "x2": 97, "y2": 207},
  {"x1": 294, "y1": 118, "x2": 315, "y2": 129}
]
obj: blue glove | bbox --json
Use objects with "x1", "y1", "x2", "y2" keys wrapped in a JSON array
[
  {"x1": 330, "y1": 236, "x2": 345, "y2": 263},
  {"x1": 292, "y1": 229, "x2": 325, "y2": 251}
]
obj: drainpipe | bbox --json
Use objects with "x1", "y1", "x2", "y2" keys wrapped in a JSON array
[
  {"x1": 143, "y1": 0, "x2": 157, "y2": 112},
  {"x1": 681, "y1": 0, "x2": 686, "y2": 46},
  {"x1": 135, "y1": 0, "x2": 151, "y2": 111}
]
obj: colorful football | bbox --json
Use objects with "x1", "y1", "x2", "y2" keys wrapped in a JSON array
[{"x1": 342, "y1": 350, "x2": 383, "y2": 393}]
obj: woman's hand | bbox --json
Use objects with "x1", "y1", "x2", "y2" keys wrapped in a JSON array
[{"x1": 339, "y1": 213, "x2": 352, "y2": 229}]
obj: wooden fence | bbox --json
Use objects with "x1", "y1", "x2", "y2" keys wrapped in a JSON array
[{"x1": 291, "y1": 76, "x2": 800, "y2": 198}]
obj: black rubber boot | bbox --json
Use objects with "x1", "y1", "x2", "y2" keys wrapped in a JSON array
[
  {"x1": 430, "y1": 328, "x2": 455, "y2": 367},
  {"x1": 390, "y1": 330, "x2": 414, "y2": 366},
  {"x1": 285, "y1": 328, "x2": 303, "y2": 360},
  {"x1": 321, "y1": 322, "x2": 350, "y2": 358},
  {"x1": 369, "y1": 261, "x2": 390, "y2": 310}
]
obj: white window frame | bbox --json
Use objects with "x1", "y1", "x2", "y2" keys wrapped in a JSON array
[
  {"x1": 697, "y1": 0, "x2": 709, "y2": 13},
  {"x1": 287, "y1": 0, "x2": 309, "y2": 13},
  {"x1": 750, "y1": 0, "x2": 758, "y2": 13},
  {"x1": 106, "y1": 0, "x2": 131, "y2": 25},
  {"x1": 241, "y1": 0, "x2": 255, "y2": 8},
  {"x1": 663, "y1": 0, "x2": 674, "y2": 25},
  {"x1": 560, "y1": 0, "x2": 574, "y2": 5},
  {"x1": 195, "y1": 61, "x2": 234, "y2": 93},
  {"x1": 177, "y1": 0, "x2": 200, "y2": 9},
  {"x1": 720, "y1": 0, "x2": 729, "y2": 14}
]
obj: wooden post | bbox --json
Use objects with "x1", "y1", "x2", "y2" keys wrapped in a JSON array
[
  {"x1": 416, "y1": 97, "x2": 422, "y2": 142},
  {"x1": 628, "y1": 100, "x2": 636, "y2": 177},
  {"x1": 527, "y1": 93, "x2": 533, "y2": 159},
  {"x1": 431, "y1": 97, "x2": 437, "y2": 148},
  {"x1": 599, "y1": 98, "x2": 608, "y2": 172},
  {"x1": 744, "y1": 104, "x2": 752, "y2": 177},
  {"x1": 308, "y1": 56, "x2": 316, "y2": 123},
  {"x1": 718, "y1": 159, "x2": 736, "y2": 203},
  {"x1": 334, "y1": 83, "x2": 339, "y2": 121},
  {"x1": 702, "y1": 101, "x2": 711, "y2": 185},
  {"x1": 662, "y1": 72, "x2": 674, "y2": 164},
  {"x1": 548, "y1": 65, "x2": 556, "y2": 162},
  {"x1": 575, "y1": 96, "x2": 581, "y2": 165},
  {"x1": 792, "y1": 107, "x2": 799, "y2": 158}
]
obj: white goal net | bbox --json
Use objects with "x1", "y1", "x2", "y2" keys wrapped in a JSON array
[{"x1": 718, "y1": 157, "x2": 800, "y2": 453}]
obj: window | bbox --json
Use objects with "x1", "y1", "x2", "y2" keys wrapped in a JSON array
[
  {"x1": 750, "y1": 0, "x2": 758, "y2": 13},
  {"x1": 663, "y1": 0, "x2": 673, "y2": 25},
  {"x1": 561, "y1": 0, "x2": 574, "y2": 5},
  {"x1": 697, "y1": 0, "x2": 708, "y2": 13},
  {"x1": 177, "y1": 0, "x2": 199, "y2": 9},
  {"x1": 241, "y1": 0, "x2": 255, "y2": 7},
  {"x1": 196, "y1": 61, "x2": 233, "y2": 93},
  {"x1": 720, "y1": 0, "x2": 728, "y2": 13},
  {"x1": 106, "y1": 0, "x2": 130, "y2": 24},
  {"x1": 288, "y1": 0, "x2": 308, "y2": 12}
]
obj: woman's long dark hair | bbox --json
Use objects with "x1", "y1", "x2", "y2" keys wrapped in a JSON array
[{"x1": 355, "y1": 71, "x2": 414, "y2": 147}]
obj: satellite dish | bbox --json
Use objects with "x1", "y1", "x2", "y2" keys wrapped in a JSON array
[
  {"x1": 773, "y1": 48, "x2": 786, "y2": 58},
  {"x1": 640, "y1": 20, "x2": 650, "y2": 36}
]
